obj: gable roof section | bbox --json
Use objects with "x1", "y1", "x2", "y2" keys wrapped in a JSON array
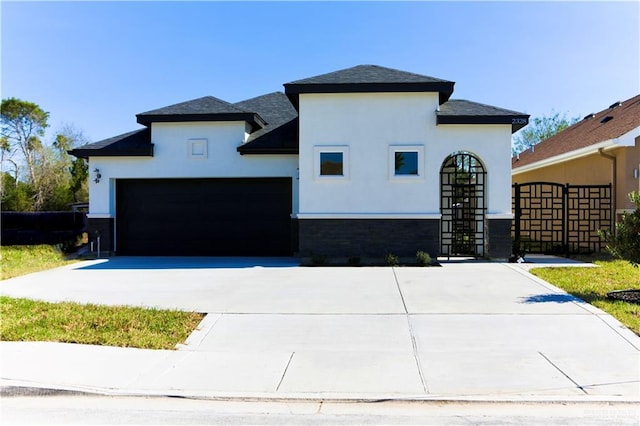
[
  {"x1": 437, "y1": 99, "x2": 530, "y2": 133},
  {"x1": 284, "y1": 65, "x2": 455, "y2": 107},
  {"x1": 136, "y1": 96, "x2": 267, "y2": 131},
  {"x1": 68, "y1": 128, "x2": 153, "y2": 159},
  {"x1": 512, "y1": 94, "x2": 640, "y2": 172},
  {"x1": 235, "y1": 92, "x2": 299, "y2": 155}
]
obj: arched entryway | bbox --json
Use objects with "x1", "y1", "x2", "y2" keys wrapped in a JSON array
[{"x1": 440, "y1": 151, "x2": 487, "y2": 257}]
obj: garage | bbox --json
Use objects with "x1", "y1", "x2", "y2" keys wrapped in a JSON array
[{"x1": 115, "y1": 178, "x2": 293, "y2": 256}]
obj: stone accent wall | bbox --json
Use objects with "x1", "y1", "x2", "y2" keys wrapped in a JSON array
[
  {"x1": 298, "y1": 219, "x2": 440, "y2": 260},
  {"x1": 87, "y1": 217, "x2": 114, "y2": 256},
  {"x1": 487, "y1": 218, "x2": 512, "y2": 260}
]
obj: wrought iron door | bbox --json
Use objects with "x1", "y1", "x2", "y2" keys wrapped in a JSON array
[{"x1": 440, "y1": 152, "x2": 487, "y2": 257}]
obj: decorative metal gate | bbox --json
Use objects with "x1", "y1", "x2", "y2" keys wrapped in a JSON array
[
  {"x1": 512, "y1": 182, "x2": 612, "y2": 255},
  {"x1": 441, "y1": 152, "x2": 487, "y2": 257}
]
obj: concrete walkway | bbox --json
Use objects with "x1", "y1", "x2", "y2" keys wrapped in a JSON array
[{"x1": 1, "y1": 257, "x2": 638, "y2": 401}]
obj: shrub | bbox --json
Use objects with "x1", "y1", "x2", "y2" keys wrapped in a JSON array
[
  {"x1": 385, "y1": 253, "x2": 399, "y2": 266},
  {"x1": 416, "y1": 250, "x2": 432, "y2": 266},
  {"x1": 600, "y1": 191, "x2": 640, "y2": 267}
]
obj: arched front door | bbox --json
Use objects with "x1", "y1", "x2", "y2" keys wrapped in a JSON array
[{"x1": 440, "y1": 151, "x2": 487, "y2": 257}]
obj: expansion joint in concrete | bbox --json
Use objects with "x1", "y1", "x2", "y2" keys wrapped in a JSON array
[
  {"x1": 538, "y1": 351, "x2": 588, "y2": 395},
  {"x1": 276, "y1": 352, "x2": 295, "y2": 392}
]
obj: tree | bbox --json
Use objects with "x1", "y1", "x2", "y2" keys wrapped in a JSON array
[
  {"x1": 1, "y1": 98, "x2": 49, "y2": 186},
  {"x1": 31, "y1": 124, "x2": 90, "y2": 210},
  {"x1": 600, "y1": 192, "x2": 640, "y2": 267},
  {"x1": 69, "y1": 156, "x2": 88, "y2": 203},
  {"x1": 1, "y1": 172, "x2": 33, "y2": 211},
  {"x1": 54, "y1": 124, "x2": 89, "y2": 204},
  {"x1": 512, "y1": 110, "x2": 579, "y2": 155},
  {"x1": 1, "y1": 98, "x2": 90, "y2": 211}
]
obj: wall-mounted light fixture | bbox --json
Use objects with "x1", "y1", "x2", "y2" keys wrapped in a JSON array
[
  {"x1": 93, "y1": 168, "x2": 102, "y2": 183},
  {"x1": 634, "y1": 168, "x2": 639, "y2": 179}
]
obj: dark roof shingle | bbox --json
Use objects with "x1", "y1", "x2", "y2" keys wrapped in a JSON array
[
  {"x1": 68, "y1": 128, "x2": 153, "y2": 159},
  {"x1": 437, "y1": 99, "x2": 529, "y2": 133},
  {"x1": 284, "y1": 65, "x2": 455, "y2": 105},
  {"x1": 286, "y1": 64, "x2": 451, "y2": 85},
  {"x1": 136, "y1": 96, "x2": 266, "y2": 130},
  {"x1": 235, "y1": 92, "x2": 298, "y2": 154}
]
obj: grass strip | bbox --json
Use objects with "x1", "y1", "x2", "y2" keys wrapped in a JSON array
[
  {"x1": 531, "y1": 259, "x2": 640, "y2": 336},
  {"x1": 1, "y1": 245, "x2": 78, "y2": 280},
  {"x1": 0, "y1": 296, "x2": 205, "y2": 350}
]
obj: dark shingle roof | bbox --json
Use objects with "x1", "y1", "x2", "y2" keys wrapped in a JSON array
[
  {"x1": 512, "y1": 94, "x2": 640, "y2": 169},
  {"x1": 136, "y1": 96, "x2": 266, "y2": 130},
  {"x1": 68, "y1": 128, "x2": 153, "y2": 159},
  {"x1": 235, "y1": 92, "x2": 299, "y2": 154},
  {"x1": 437, "y1": 99, "x2": 530, "y2": 133},
  {"x1": 284, "y1": 65, "x2": 455, "y2": 106},
  {"x1": 70, "y1": 65, "x2": 533, "y2": 159},
  {"x1": 287, "y1": 64, "x2": 451, "y2": 85}
]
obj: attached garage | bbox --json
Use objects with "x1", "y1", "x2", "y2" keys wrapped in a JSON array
[{"x1": 115, "y1": 178, "x2": 293, "y2": 256}]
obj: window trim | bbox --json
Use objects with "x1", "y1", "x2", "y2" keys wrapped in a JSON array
[
  {"x1": 314, "y1": 145, "x2": 350, "y2": 180},
  {"x1": 389, "y1": 145, "x2": 424, "y2": 181}
]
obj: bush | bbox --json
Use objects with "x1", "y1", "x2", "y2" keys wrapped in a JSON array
[
  {"x1": 385, "y1": 253, "x2": 399, "y2": 266},
  {"x1": 600, "y1": 192, "x2": 640, "y2": 267},
  {"x1": 416, "y1": 250, "x2": 432, "y2": 266}
]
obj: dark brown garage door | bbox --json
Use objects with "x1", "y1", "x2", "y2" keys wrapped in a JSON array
[{"x1": 116, "y1": 178, "x2": 293, "y2": 256}]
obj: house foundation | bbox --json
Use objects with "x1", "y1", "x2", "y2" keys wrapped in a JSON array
[
  {"x1": 487, "y1": 218, "x2": 513, "y2": 260},
  {"x1": 87, "y1": 217, "x2": 114, "y2": 256},
  {"x1": 298, "y1": 219, "x2": 440, "y2": 263}
]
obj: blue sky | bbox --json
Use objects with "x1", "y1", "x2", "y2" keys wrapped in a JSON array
[{"x1": 2, "y1": 1, "x2": 639, "y2": 144}]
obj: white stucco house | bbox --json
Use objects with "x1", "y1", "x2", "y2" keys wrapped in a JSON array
[{"x1": 70, "y1": 65, "x2": 528, "y2": 261}]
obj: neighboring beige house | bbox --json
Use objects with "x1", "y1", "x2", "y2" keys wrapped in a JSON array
[{"x1": 512, "y1": 94, "x2": 640, "y2": 217}]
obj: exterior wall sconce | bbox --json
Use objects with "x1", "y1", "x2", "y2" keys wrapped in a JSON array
[
  {"x1": 93, "y1": 168, "x2": 102, "y2": 183},
  {"x1": 634, "y1": 168, "x2": 639, "y2": 179}
]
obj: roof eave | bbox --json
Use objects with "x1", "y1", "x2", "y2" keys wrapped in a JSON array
[
  {"x1": 437, "y1": 114, "x2": 530, "y2": 133},
  {"x1": 68, "y1": 145, "x2": 155, "y2": 159},
  {"x1": 512, "y1": 140, "x2": 616, "y2": 175},
  {"x1": 237, "y1": 146, "x2": 298, "y2": 155},
  {"x1": 136, "y1": 112, "x2": 266, "y2": 131},
  {"x1": 284, "y1": 81, "x2": 455, "y2": 109}
]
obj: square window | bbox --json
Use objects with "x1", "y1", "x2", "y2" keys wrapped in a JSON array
[
  {"x1": 320, "y1": 152, "x2": 344, "y2": 176},
  {"x1": 389, "y1": 145, "x2": 424, "y2": 180},
  {"x1": 314, "y1": 146, "x2": 349, "y2": 180},
  {"x1": 394, "y1": 151, "x2": 419, "y2": 175}
]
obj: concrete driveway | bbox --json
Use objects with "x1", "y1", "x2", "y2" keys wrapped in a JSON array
[{"x1": 1, "y1": 257, "x2": 639, "y2": 401}]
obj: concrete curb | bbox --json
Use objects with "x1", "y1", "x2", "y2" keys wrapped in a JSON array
[
  {"x1": 2, "y1": 382, "x2": 638, "y2": 404},
  {"x1": 175, "y1": 313, "x2": 220, "y2": 350}
]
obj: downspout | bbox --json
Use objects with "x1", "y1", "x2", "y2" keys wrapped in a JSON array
[{"x1": 598, "y1": 148, "x2": 617, "y2": 219}]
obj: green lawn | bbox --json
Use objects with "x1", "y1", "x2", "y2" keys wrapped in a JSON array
[
  {"x1": 1, "y1": 245, "x2": 78, "y2": 280},
  {"x1": 530, "y1": 259, "x2": 640, "y2": 335},
  {"x1": 0, "y1": 296, "x2": 205, "y2": 350},
  {"x1": 0, "y1": 245, "x2": 204, "y2": 349}
]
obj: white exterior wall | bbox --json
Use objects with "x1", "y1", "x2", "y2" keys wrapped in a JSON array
[
  {"x1": 297, "y1": 93, "x2": 513, "y2": 218},
  {"x1": 88, "y1": 121, "x2": 299, "y2": 217},
  {"x1": 433, "y1": 124, "x2": 514, "y2": 217}
]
